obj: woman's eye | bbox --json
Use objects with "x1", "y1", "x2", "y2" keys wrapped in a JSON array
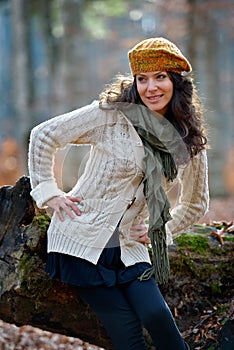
[
  {"x1": 137, "y1": 77, "x2": 146, "y2": 82},
  {"x1": 157, "y1": 74, "x2": 167, "y2": 80}
]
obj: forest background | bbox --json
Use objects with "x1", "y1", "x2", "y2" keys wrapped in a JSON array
[
  {"x1": 0, "y1": 0, "x2": 234, "y2": 200},
  {"x1": 0, "y1": 1, "x2": 234, "y2": 349}
]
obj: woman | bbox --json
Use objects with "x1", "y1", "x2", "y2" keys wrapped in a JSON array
[{"x1": 28, "y1": 37, "x2": 209, "y2": 350}]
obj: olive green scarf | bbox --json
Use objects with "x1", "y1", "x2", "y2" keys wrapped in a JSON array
[{"x1": 118, "y1": 103, "x2": 188, "y2": 284}]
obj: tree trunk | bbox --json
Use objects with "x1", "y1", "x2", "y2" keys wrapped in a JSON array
[{"x1": 0, "y1": 177, "x2": 233, "y2": 349}]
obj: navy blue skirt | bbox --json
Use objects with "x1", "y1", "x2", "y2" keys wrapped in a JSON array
[{"x1": 46, "y1": 230, "x2": 151, "y2": 288}]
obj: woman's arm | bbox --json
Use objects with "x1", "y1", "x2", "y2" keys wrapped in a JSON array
[
  {"x1": 28, "y1": 101, "x2": 102, "y2": 208},
  {"x1": 166, "y1": 149, "x2": 209, "y2": 244}
]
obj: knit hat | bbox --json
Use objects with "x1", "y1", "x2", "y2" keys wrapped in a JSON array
[{"x1": 128, "y1": 37, "x2": 192, "y2": 76}]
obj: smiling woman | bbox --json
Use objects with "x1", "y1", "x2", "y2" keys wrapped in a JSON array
[{"x1": 28, "y1": 37, "x2": 208, "y2": 350}]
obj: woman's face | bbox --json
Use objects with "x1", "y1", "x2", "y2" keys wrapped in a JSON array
[{"x1": 136, "y1": 71, "x2": 173, "y2": 115}]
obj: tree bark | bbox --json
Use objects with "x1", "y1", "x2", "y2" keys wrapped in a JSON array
[{"x1": 0, "y1": 177, "x2": 233, "y2": 349}]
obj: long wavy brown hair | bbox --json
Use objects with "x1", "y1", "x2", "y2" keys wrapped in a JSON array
[{"x1": 99, "y1": 73, "x2": 208, "y2": 158}]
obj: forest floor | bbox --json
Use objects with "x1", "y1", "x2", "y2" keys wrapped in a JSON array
[{"x1": 0, "y1": 196, "x2": 234, "y2": 350}]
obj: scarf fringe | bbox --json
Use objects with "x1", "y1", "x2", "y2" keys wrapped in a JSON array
[{"x1": 138, "y1": 228, "x2": 170, "y2": 285}]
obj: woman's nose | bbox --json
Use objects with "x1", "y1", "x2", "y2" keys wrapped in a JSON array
[{"x1": 147, "y1": 79, "x2": 158, "y2": 91}]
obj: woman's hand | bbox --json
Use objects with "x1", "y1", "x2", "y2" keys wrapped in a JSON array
[
  {"x1": 45, "y1": 195, "x2": 83, "y2": 222},
  {"x1": 130, "y1": 218, "x2": 150, "y2": 244}
]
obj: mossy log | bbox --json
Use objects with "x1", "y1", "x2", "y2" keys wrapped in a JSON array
[{"x1": 0, "y1": 177, "x2": 233, "y2": 350}]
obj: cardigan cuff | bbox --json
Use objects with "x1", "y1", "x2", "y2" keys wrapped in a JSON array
[
  {"x1": 30, "y1": 180, "x2": 65, "y2": 208},
  {"x1": 165, "y1": 223, "x2": 173, "y2": 245}
]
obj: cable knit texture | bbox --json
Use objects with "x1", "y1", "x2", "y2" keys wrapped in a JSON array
[{"x1": 28, "y1": 101, "x2": 209, "y2": 266}]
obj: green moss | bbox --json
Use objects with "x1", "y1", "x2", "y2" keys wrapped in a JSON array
[
  {"x1": 223, "y1": 235, "x2": 234, "y2": 242},
  {"x1": 16, "y1": 214, "x2": 52, "y2": 298},
  {"x1": 209, "y1": 281, "x2": 222, "y2": 295},
  {"x1": 169, "y1": 251, "x2": 196, "y2": 275},
  {"x1": 175, "y1": 234, "x2": 209, "y2": 254},
  {"x1": 210, "y1": 246, "x2": 223, "y2": 255},
  {"x1": 171, "y1": 233, "x2": 233, "y2": 280},
  {"x1": 216, "y1": 303, "x2": 229, "y2": 315},
  {"x1": 32, "y1": 214, "x2": 51, "y2": 233},
  {"x1": 207, "y1": 345, "x2": 215, "y2": 350},
  {"x1": 198, "y1": 264, "x2": 217, "y2": 280},
  {"x1": 18, "y1": 253, "x2": 32, "y2": 277},
  {"x1": 18, "y1": 253, "x2": 52, "y2": 298}
]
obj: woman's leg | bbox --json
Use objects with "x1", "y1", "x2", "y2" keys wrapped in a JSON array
[
  {"x1": 122, "y1": 278, "x2": 186, "y2": 350},
  {"x1": 76, "y1": 285, "x2": 147, "y2": 350}
]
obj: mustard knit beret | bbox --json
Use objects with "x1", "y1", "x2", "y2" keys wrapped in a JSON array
[{"x1": 128, "y1": 37, "x2": 192, "y2": 76}]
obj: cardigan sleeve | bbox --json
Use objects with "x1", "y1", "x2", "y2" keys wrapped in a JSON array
[
  {"x1": 165, "y1": 149, "x2": 209, "y2": 244},
  {"x1": 28, "y1": 101, "x2": 104, "y2": 208}
]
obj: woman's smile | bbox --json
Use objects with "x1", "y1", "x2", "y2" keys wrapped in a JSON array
[{"x1": 146, "y1": 94, "x2": 164, "y2": 102}]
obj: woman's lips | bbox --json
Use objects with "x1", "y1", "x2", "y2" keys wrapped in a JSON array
[{"x1": 146, "y1": 95, "x2": 163, "y2": 102}]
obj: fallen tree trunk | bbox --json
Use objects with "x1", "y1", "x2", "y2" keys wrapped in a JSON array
[{"x1": 0, "y1": 177, "x2": 233, "y2": 350}]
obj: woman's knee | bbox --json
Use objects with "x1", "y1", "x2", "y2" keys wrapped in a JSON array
[
  {"x1": 141, "y1": 301, "x2": 173, "y2": 327},
  {"x1": 125, "y1": 279, "x2": 173, "y2": 327}
]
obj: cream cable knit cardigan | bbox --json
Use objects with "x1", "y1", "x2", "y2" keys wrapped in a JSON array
[{"x1": 28, "y1": 101, "x2": 209, "y2": 267}]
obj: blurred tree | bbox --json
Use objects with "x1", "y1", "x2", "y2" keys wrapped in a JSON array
[
  {"x1": 11, "y1": 0, "x2": 31, "y2": 161},
  {"x1": 0, "y1": 138, "x2": 22, "y2": 186},
  {"x1": 186, "y1": 0, "x2": 197, "y2": 67}
]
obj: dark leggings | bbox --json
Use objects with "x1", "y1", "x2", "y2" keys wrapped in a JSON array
[{"x1": 77, "y1": 278, "x2": 186, "y2": 350}]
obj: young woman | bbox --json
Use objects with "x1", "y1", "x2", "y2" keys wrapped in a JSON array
[{"x1": 28, "y1": 37, "x2": 209, "y2": 350}]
